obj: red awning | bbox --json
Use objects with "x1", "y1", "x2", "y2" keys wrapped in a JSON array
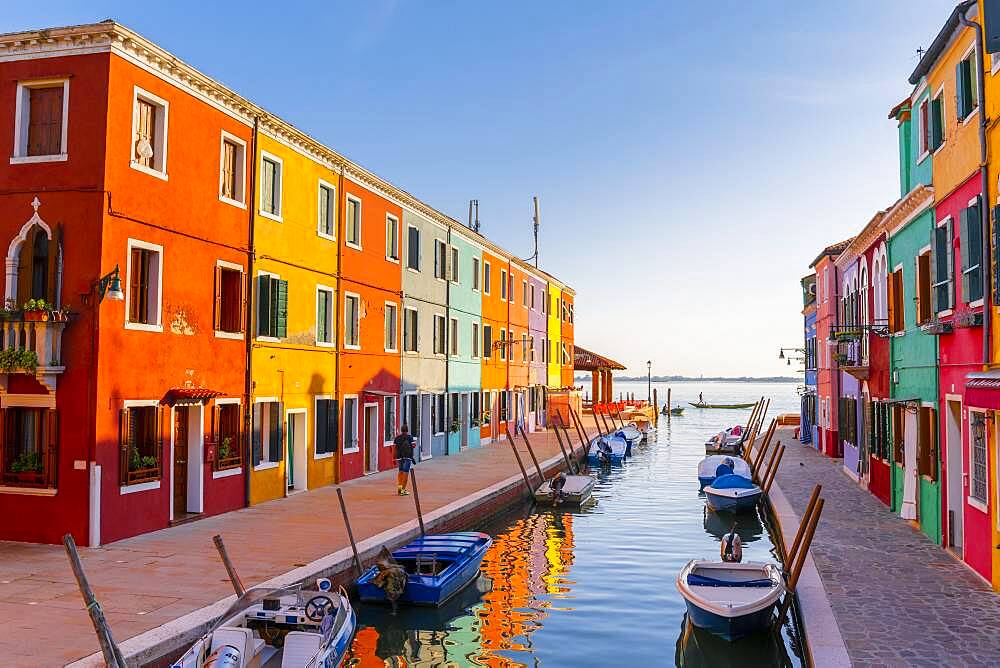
[
  {"x1": 159, "y1": 388, "x2": 224, "y2": 406},
  {"x1": 966, "y1": 377, "x2": 1000, "y2": 410}
]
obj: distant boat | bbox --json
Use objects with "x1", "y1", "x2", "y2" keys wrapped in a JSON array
[
  {"x1": 690, "y1": 402, "x2": 757, "y2": 409},
  {"x1": 662, "y1": 406, "x2": 685, "y2": 415}
]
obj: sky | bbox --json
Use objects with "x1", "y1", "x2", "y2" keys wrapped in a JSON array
[{"x1": 3, "y1": 1, "x2": 955, "y2": 377}]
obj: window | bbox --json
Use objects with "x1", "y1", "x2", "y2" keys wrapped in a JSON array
[
  {"x1": 120, "y1": 405, "x2": 161, "y2": 485},
  {"x1": 212, "y1": 402, "x2": 242, "y2": 471},
  {"x1": 499, "y1": 329, "x2": 507, "y2": 360},
  {"x1": 403, "y1": 308, "x2": 419, "y2": 353},
  {"x1": 483, "y1": 324, "x2": 493, "y2": 360},
  {"x1": 471, "y1": 392, "x2": 481, "y2": 424},
  {"x1": 472, "y1": 257, "x2": 480, "y2": 291},
  {"x1": 960, "y1": 198, "x2": 983, "y2": 303},
  {"x1": 472, "y1": 322, "x2": 480, "y2": 358},
  {"x1": 918, "y1": 99, "x2": 930, "y2": 155},
  {"x1": 13, "y1": 80, "x2": 69, "y2": 162},
  {"x1": 530, "y1": 335, "x2": 536, "y2": 362},
  {"x1": 933, "y1": 219, "x2": 954, "y2": 312},
  {"x1": 541, "y1": 290, "x2": 546, "y2": 314},
  {"x1": 521, "y1": 333, "x2": 528, "y2": 362},
  {"x1": 569, "y1": 303, "x2": 575, "y2": 323},
  {"x1": 450, "y1": 317, "x2": 459, "y2": 356},
  {"x1": 385, "y1": 302, "x2": 398, "y2": 352},
  {"x1": 433, "y1": 314, "x2": 446, "y2": 355},
  {"x1": 343, "y1": 397, "x2": 359, "y2": 453},
  {"x1": 562, "y1": 343, "x2": 570, "y2": 364},
  {"x1": 386, "y1": 215, "x2": 400, "y2": 261},
  {"x1": 523, "y1": 280, "x2": 528, "y2": 306},
  {"x1": 2, "y1": 406, "x2": 57, "y2": 488},
  {"x1": 434, "y1": 394, "x2": 446, "y2": 434},
  {"x1": 403, "y1": 394, "x2": 419, "y2": 440},
  {"x1": 450, "y1": 393, "x2": 460, "y2": 431},
  {"x1": 345, "y1": 196, "x2": 361, "y2": 249},
  {"x1": 131, "y1": 88, "x2": 168, "y2": 176},
  {"x1": 316, "y1": 286, "x2": 334, "y2": 345},
  {"x1": 483, "y1": 261, "x2": 491, "y2": 294},
  {"x1": 383, "y1": 396, "x2": 397, "y2": 442},
  {"x1": 214, "y1": 263, "x2": 244, "y2": 335},
  {"x1": 888, "y1": 267, "x2": 905, "y2": 333},
  {"x1": 315, "y1": 398, "x2": 338, "y2": 456},
  {"x1": 917, "y1": 406, "x2": 937, "y2": 481},
  {"x1": 509, "y1": 274, "x2": 515, "y2": 304},
  {"x1": 344, "y1": 293, "x2": 360, "y2": 348},
  {"x1": 957, "y1": 48, "x2": 979, "y2": 121},
  {"x1": 499, "y1": 391, "x2": 509, "y2": 421},
  {"x1": 450, "y1": 247, "x2": 460, "y2": 282},
  {"x1": 251, "y1": 400, "x2": 282, "y2": 466},
  {"x1": 928, "y1": 92, "x2": 944, "y2": 153},
  {"x1": 318, "y1": 181, "x2": 336, "y2": 239},
  {"x1": 257, "y1": 274, "x2": 288, "y2": 339},
  {"x1": 127, "y1": 239, "x2": 163, "y2": 330},
  {"x1": 219, "y1": 133, "x2": 246, "y2": 205},
  {"x1": 869, "y1": 401, "x2": 891, "y2": 462},
  {"x1": 531, "y1": 285, "x2": 536, "y2": 309},
  {"x1": 407, "y1": 225, "x2": 420, "y2": 271},
  {"x1": 970, "y1": 411, "x2": 988, "y2": 505},
  {"x1": 260, "y1": 153, "x2": 282, "y2": 219},
  {"x1": 501, "y1": 269, "x2": 508, "y2": 300},
  {"x1": 541, "y1": 337, "x2": 547, "y2": 362},
  {"x1": 434, "y1": 240, "x2": 447, "y2": 280}
]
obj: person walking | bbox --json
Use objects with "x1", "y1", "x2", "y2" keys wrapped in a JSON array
[{"x1": 393, "y1": 424, "x2": 416, "y2": 496}]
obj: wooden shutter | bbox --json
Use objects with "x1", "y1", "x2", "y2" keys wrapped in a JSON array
[
  {"x1": 315, "y1": 400, "x2": 327, "y2": 455},
  {"x1": 960, "y1": 206, "x2": 970, "y2": 301},
  {"x1": 892, "y1": 405, "x2": 903, "y2": 465},
  {"x1": 221, "y1": 141, "x2": 236, "y2": 199},
  {"x1": 209, "y1": 404, "x2": 220, "y2": 447},
  {"x1": 930, "y1": 97, "x2": 943, "y2": 150},
  {"x1": 945, "y1": 219, "x2": 955, "y2": 308},
  {"x1": 926, "y1": 407, "x2": 937, "y2": 482},
  {"x1": 257, "y1": 275, "x2": 271, "y2": 337},
  {"x1": 155, "y1": 406, "x2": 166, "y2": 478},
  {"x1": 239, "y1": 270, "x2": 248, "y2": 334},
  {"x1": 136, "y1": 99, "x2": 155, "y2": 167},
  {"x1": 887, "y1": 269, "x2": 897, "y2": 332},
  {"x1": 993, "y1": 206, "x2": 1000, "y2": 302},
  {"x1": 213, "y1": 265, "x2": 223, "y2": 331},
  {"x1": 27, "y1": 87, "x2": 63, "y2": 157},
  {"x1": 956, "y1": 61, "x2": 966, "y2": 120},
  {"x1": 330, "y1": 399, "x2": 340, "y2": 455},
  {"x1": 917, "y1": 253, "x2": 931, "y2": 324},
  {"x1": 251, "y1": 404, "x2": 262, "y2": 466},
  {"x1": 276, "y1": 280, "x2": 288, "y2": 339},
  {"x1": 271, "y1": 403, "x2": 283, "y2": 463},
  {"x1": 968, "y1": 199, "x2": 983, "y2": 302},
  {"x1": 45, "y1": 409, "x2": 58, "y2": 487}
]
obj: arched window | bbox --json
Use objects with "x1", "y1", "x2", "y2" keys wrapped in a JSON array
[{"x1": 30, "y1": 229, "x2": 48, "y2": 301}]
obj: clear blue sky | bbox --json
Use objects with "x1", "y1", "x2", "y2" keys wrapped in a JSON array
[{"x1": 4, "y1": 1, "x2": 952, "y2": 376}]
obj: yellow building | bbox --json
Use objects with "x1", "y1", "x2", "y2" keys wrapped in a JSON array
[
  {"x1": 547, "y1": 282, "x2": 562, "y2": 388},
  {"x1": 249, "y1": 127, "x2": 342, "y2": 504}
]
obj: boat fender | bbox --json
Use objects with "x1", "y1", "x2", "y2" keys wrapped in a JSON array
[
  {"x1": 316, "y1": 577, "x2": 332, "y2": 592},
  {"x1": 204, "y1": 645, "x2": 241, "y2": 668},
  {"x1": 721, "y1": 526, "x2": 742, "y2": 563}
]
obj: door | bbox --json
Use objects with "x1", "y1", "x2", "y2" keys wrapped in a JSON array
[
  {"x1": 460, "y1": 393, "x2": 470, "y2": 449},
  {"x1": 173, "y1": 406, "x2": 189, "y2": 517},
  {"x1": 420, "y1": 395, "x2": 432, "y2": 459},
  {"x1": 946, "y1": 401, "x2": 964, "y2": 553},
  {"x1": 364, "y1": 404, "x2": 379, "y2": 474},
  {"x1": 901, "y1": 410, "x2": 918, "y2": 520},
  {"x1": 286, "y1": 415, "x2": 295, "y2": 489}
]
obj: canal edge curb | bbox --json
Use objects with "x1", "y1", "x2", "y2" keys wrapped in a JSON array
[
  {"x1": 66, "y1": 448, "x2": 567, "y2": 667},
  {"x1": 769, "y1": 481, "x2": 851, "y2": 667}
]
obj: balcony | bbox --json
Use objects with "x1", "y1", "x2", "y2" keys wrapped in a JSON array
[
  {"x1": 829, "y1": 320, "x2": 888, "y2": 381},
  {"x1": 0, "y1": 315, "x2": 68, "y2": 393}
]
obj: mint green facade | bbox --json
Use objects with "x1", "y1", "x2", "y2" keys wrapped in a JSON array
[{"x1": 446, "y1": 228, "x2": 483, "y2": 454}]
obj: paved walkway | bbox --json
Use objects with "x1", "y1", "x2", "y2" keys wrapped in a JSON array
[
  {"x1": 0, "y1": 422, "x2": 592, "y2": 667},
  {"x1": 772, "y1": 428, "x2": 1000, "y2": 668}
]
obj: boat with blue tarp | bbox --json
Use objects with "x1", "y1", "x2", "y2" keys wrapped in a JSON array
[
  {"x1": 587, "y1": 434, "x2": 628, "y2": 465},
  {"x1": 698, "y1": 455, "x2": 752, "y2": 489},
  {"x1": 676, "y1": 560, "x2": 784, "y2": 641},
  {"x1": 356, "y1": 532, "x2": 492, "y2": 607},
  {"x1": 615, "y1": 426, "x2": 642, "y2": 455},
  {"x1": 703, "y1": 474, "x2": 762, "y2": 511}
]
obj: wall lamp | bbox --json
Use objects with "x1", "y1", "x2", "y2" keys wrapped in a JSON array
[{"x1": 94, "y1": 265, "x2": 124, "y2": 304}]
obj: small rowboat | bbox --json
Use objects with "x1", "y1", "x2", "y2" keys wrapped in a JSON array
[
  {"x1": 356, "y1": 532, "x2": 492, "y2": 607},
  {"x1": 704, "y1": 427, "x2": 744, "y2": 455},
  {"x1": 704, "y1": 474, "x2": 762, "y2": 511},
  {"x1": 676, "y1": 560, "x2": 784, "y2": 641},
  {"x1": 588, "y1": 435, "x2": 628, "y2": 465},
  {"x1": 533, "y1": 474, "x2": 595, "y2": 505},
  {"x1": 689, "y1": 402, "x2": 757, "y2": 409},
  {"x1": 698, "y1": 455, "x2": 752, "y2": 489}
]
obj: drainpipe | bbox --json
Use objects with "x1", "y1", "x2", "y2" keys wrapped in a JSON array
[
  {"x1": 445, "y1": 224, "x2": 451, "y2": 449},
  {"x1": 334, "y1": 166, "x2": 345, "y2": 483},
  {"x1": 243, "y1": 116, "x2": 259, "y2": 507},
  {"x1": 958, "y1": 11, "x2": 991, "y2": 368}
]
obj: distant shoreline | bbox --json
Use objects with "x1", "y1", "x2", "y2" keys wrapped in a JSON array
[{"x1": 573, "y1": 376, "x2": 799, "y2": 383}]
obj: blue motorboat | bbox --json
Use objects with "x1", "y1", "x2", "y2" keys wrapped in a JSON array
[
  {"x1": 703, "y1": 474, "x2": 762, "y2": 511},
  {"x1": 587, "y1": 434, "x2": 628, "y2": 465},
  {"x1": 356, "y1": 532, "x2": 492, "y2": 607},
  {"x1": 676, "y1": 560, "x2": 784, "y2": 641},
  {"x1": 697, "y1": 455, "x2": 752, "y2": 489},
  {"x1": 615, "y1": 426, "x2": 642, "y2": 456}
]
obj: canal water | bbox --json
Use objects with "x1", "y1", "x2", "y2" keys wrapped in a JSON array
[{"x1": 345, "y1": 381, "x2": 804, "y2": 667}]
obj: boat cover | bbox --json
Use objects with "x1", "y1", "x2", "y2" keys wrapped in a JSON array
[
  {"x1": 711, "y1": 474, "x2": 757, "y2": 490},
  {"x1": 686, "y1": 574, "x2": 774, "y2": 588}
]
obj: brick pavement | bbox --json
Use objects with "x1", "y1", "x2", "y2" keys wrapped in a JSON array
[
  {"x1": 0, "y1": 423, "x2": 588, "y2": 667},
  {"x1": 772, "y1": 428, "x2": 1000, "y2": 667}
]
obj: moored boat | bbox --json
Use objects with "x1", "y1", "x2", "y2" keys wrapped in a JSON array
[
  {"x1": 534, "y1": 473, "x2": 596, "y2": 505},
  {"x1": 703, "y1": 474, "x2": 763, "y2": 511},
  {"x1": 171, "y1": 583, "x2": 356, "y2": 668},
  {"x1": 587, "y1": 434, "x2": 628, "y2": 465},
  {"x1": 615, "y1": 425, "x2": 642, "y2": 455},
  {"x1": 697, "y1": 455, "x2": 752, "y2": 489},
  {"x1": 676, "y1": 560, "x2": 784, "y2": 641},
  {"x1": 689, "y1": 402, "x2": 758, "y2": 409},
  {"x1": 704, "y1": 427, "x2": 744, "y2": 455},
  {"x1": 356, "y1": 532, "x2": 492, "y2": 607}
]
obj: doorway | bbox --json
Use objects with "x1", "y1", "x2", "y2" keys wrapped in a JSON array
[
  {"x1": 364, "y1": 404, "x2": 379, "y2": 474},
  {"x1": 173, "y1": 406, "x2": 189, "y2": 518},
  {"x1": 946, "y1": 401, "x2": 963, "y2": 553},
  {"x1": 901, "y1": 409, "x2": 918, "y2": 520},
  {"x1": 172, "y1": 405, "x2": 203, "y2": 520},
  {"x1": 460, "y1": 393, "x2": 470, "y2": 449},
  {"x1": 286, "y1": 410, "x2": 307, "y2": 492},
  {"x1": 420, "y1": 394, "x2": 432, "y2": 459}
]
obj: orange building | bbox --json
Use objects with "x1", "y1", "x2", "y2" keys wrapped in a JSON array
[
  {"x1": 508, "y1": 262, "x2": 531, "y2": 421},
  {"x1": 480, "y1": 249, "x2": 509, "y2": 443},
  {"x1": 561, "y1": 288, "x2": 576, "y2": 387}
]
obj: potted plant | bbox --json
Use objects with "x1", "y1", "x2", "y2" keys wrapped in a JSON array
[
  {"x1": 0, "y1": 348, "x2": 37, "y2": 374},
  {"x1": 0, "y1": 298, "x2": 17, "y2": 321},
  {"x1": 22, "y1": 299, "x2": 51, "y2": 322}
]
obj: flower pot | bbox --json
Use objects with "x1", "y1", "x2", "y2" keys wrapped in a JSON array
[{"x1": 24, "y1": 311, "x2": 46, "y2": 322}]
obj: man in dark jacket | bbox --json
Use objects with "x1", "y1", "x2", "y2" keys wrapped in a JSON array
[{"x1": 393, "y1": 424, "x2": 415, "y2": 496}]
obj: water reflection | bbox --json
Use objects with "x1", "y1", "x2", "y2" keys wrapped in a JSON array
[
  {"x1": 674, "y1": 615, "x2": 794, "y2": 668},
  {"x1": 702, "y1": 506, "x2": 764, "y2": 546}
]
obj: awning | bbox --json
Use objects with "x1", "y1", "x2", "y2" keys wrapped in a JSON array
[
  {"x1": 966, "y1": 372, "x2": 1000, "y2": 410},
  {"x1": 160, "y1": 387, "x2": 224, "y2": 406}
]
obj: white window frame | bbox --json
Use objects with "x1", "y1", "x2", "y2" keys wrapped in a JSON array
[
  {"x1": 500, "y1": 269, "x2": 508, "y2": 301},
  {"x1": 258, "y1": 151, "x2": 283, "y2": 222},
  {"x1": 342, "y1": 394, "x2": 360, "y2": 454},
  {"x1": 386, "y1": 214, "x2": 400, "y2": 263},
  {"x1": 433, "y1": 313, "x2": 447, "y2": 357},
  {"x1": 344, "y1": 291, "x2": 361, "y2": 350},
  {"x1": 483, "y1": 260, "x2": 491, "y2": 295},
  {"x1": 522, "y1": 280, "x2": 528, "y2": 308},
  {"x1": 218, "y1": 131, "x2": 247, "y2": 208},
  {"x1": 119, "y1": 399, "x2": 162, "y2": 494},
  {"x1": 968, "y1": 408, "x2": 989, "y2": 513},
  {"x1": 255, "y1": 270, "x2": 281, "y2": 343},
  {"x1": 406, "y1": 224, "x2": 420, "y2": 272},
  {"x1": 313, "y1": 394, "x2": 335, "y2": 460},
  {"x1": 212, "y1": 398, "x2": 243, "y2": 478},
  {"x1": 317, "y1": 179, "x2": 336, "y2": 240},
  {"x1": 384, "y1": 301, "x2": 399, "y2": 353},
  {"x1": 472, "y1": 257, "x2": 480, "y2": 292},
  {"x1": 214, "y1": 259, "x2": 245, "y2": 340},
  {"x1": 344, "y1": 194, "x2": 362, "y2": 251},
  {"x1": 125, "y1": 238, "x2": 164, "y2": 333},
  {"x1": 316, "y1": 284, "x2": 336, "y2": 348},
  {"x1": 450, "y1": 316, "x2": 459, "y2": 356},
  {"x1": 383, "y1": 395, "x2": 397, "y2": 446},
  {"x1": 472, "y1": 322, "x2": 480, "y2": 359},
  {"x1": 403, "y1": 306, "x2": 419, "y2": 354},
  {"x1": 450, "y1": 246, "x2": 460, "y2": 283},
  {"x1": 129, "y1": 86, "x2": 169, "y2": 180},
  {"x1": 253, "y1": 397, "x2": 280, "y2": 470},
  {"x1": 11, "y1": 78, "x2": 70, "y2": 164},
  {"x1": 434, "y1": 239, "x2": 447, "y2": 282}
]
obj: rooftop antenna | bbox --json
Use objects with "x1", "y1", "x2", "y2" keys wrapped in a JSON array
[
  {"x1": 522, "y1": 196, "x2": 540, "y2": 267},
  {"x1": 470, "y1": 199, "x2": 480, "y2": 233}
]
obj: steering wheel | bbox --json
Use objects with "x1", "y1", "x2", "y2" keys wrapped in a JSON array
[{"x1": 304, "y1": 594, "x2": 335, "y2": 622}]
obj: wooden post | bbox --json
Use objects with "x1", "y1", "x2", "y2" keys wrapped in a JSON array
[
  {"x1": 778, "y1": 498, "x2": 825, "y2": 621},
  {"x1": 596, "y1": 408, "x2": 613, "y2": 436},
  {"x1": 667, "y1": 387, "x2": 672, "y2": 420},
  {"x1": 212, "y1": 534, "x2": 246, "y2": 597},
  {"x1": 336, "y1": 487, "x2": 364, "y2": 577},
  {"x1": 784, "y1": 485, "x2": 822, "y2": 567},
  {"x1": 757, "y1": 440, "x2": 781, "y2": 486},
  {"x1": 551, "y1": 417, "x2": 575, "y2": 473},
  {"x1": 556, "y1": 415, "x2": 583, "y2": 471},
  {"x1": 749, "y1": 420, "x2": 776, "y2": 469},
  {"x1": 653, "y1": 388, "x2": 659, "y2": 427},
  {"x1": 63, "y1": 534, "x2": 127, "y2": 668},
  {"x1": 505, "y1": 428, "x2": 536, "y2": 495},
  {"x1": 762, "y1": 444, "x2": 785, "y2": 495},
  {"x1": 570, "y1": 405, "x2": 592, "y2": 451},
  {"x1": 409, "y1": 464, "x2": 427, "y2": 537},
  {"x1": 749, "y1": 436, "x2": 771, "y2": 483},
  {"x1": 518, "y1": 424, "x2": 546, "y2": 483},
  {"x1": 612, "y1": 407, "x2": 627, "y2": 429}
]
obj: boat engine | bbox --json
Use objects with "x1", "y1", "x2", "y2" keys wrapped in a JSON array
[
  {"x1": 204, "y1": 645, "x2": 241, "y2": 668},
  {"x1": 720, "y1": 528, "x2": 743, "y2": 563}
]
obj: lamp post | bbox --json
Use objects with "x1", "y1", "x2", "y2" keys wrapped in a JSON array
[{"x1": 646, "y1": 360, "x2": 651, "y2": 402}]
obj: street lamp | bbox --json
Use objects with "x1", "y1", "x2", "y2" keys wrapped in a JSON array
[
  {"x1": 647, "y1": 360, "x2": 652, "y2": 402},
  {"x1": 97, "y1": 265, "x2": 124, "y2": 302}
]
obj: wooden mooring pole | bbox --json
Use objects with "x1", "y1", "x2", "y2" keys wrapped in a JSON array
[
  {"x1": 336, "y1": 487, "x2": 364, "y2": 577},
  {"x1": 653, "y1": 388, "x2": 659, "y2": 427},
  {"x1": 667, "y1": 388, "x2": 672, "y2": 421},
  {"x1": 409, "y1": 465, "x2": 427, "y2": 537},
  {"x1": 762, "y1": 443, "x2": 785, "y2": 495},
  {"x1": 63, "y1": 534, "x2": 127, "y2": 668},
  {"x1": 756, "y1": 439, "x2": 781, "y2": 486},
  {"x1": 518, "y1": 424, "x2": 546, "y2": 483},
  {"x1": 212, "y1": 534, "x2": 246, "y2": 597},
  {"x1": 505, "y1": 429, "x2": 536, "y2": 496},
  {"x1": 784, "y1": 485, "x2": 822, "y2": 568},
  {"x1": 778, "y1": 498, "x2": 825, "y2": 621}
]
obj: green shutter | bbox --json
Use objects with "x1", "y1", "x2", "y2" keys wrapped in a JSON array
[
  {"x1": 946, "y1": 219, "x2": 955, "y2": 308},
  {"x1": 258, "y1": 275, "x2": 271, "y2": 337},
  {"x1": 956, "y1": 61, "x2": 966, "y2": 120},
  {"x1": 252, "y1": 403, "x2": 262, "y2": 466},
  {"x1": 317, "y1": 291, "x2": 328, "y2": 343},
  {"x1": 969, "y1": 200, "x2": 983, "y2": 303},
  {"x1": 993, "y1": 206, "x2": 1000, "y2": 301},
  {"x1": 930, "y1": 97, "x2": 943, "y2": 150},
  {"x1": 276, "y1": 279, "x2": 288, "y2": 338},
  {"x1": 960, "y1": 206, "x2": 971, "y2": 301},
  {"x1": 315, "y1": 400, "x2": 327, "y2": 455}
]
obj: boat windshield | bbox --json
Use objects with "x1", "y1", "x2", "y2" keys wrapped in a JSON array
[{"x1": 208, "y1": 585, "x2": 305, "y2": 633}]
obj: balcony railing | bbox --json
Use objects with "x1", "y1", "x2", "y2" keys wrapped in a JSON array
[
  {"x1": 828, "y1": 320, "x2": 887, "y2": 380},
  {"x1": 0, "y1": 316, "x2": 68, "y2": 392}
]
